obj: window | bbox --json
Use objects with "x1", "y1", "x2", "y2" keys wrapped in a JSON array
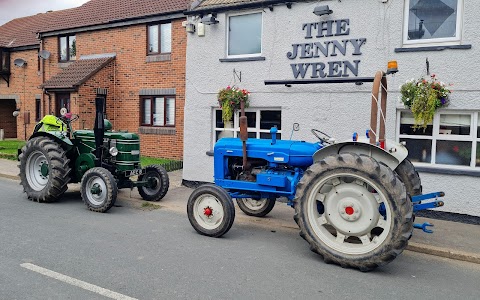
[
  {"x1": 148, "y1": 23, "x2": 171, "y2": 54},
  {"x1": 404, "y1": 0, "x2": 463, "y2": 45},
  {"x1": 59, "y1": 35, "x2": 76, "y2": 61},
  {"x1": 398, "y1": 110, "x2": 480, "y2": 168},
  {"x1": 227, "y1": 12, "x2": 262, "y2": 57},
  {"x1": 56, "y1": 93, "x2": 70, "y2": 116},
  {"x1": 0, "y1": 48, "x2": 10, "y2": 73},
  {"x1": 35, "y1": 98, "x2": 41, "y2": 121},
  {"x1": 213, "y1": 108, "x2": 281, "y2": 144},
  {"x1": 141, "y1": 96, "x2": 175, "y2": 126}
]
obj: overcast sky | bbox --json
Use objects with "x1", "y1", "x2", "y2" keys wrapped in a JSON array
[{"x1": 0, "y1": 0, "x2": 90, "y2": 25}]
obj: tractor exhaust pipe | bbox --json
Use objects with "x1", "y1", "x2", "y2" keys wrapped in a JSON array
[
  {"x1": 94, "y1": 96, "x2": 105, "y2": 167},
  {"x1": 239, "y1": 100, "x2": 248, "y2": 170}
]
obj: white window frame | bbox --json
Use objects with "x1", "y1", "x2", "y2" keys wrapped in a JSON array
[
  {"x1": 403, "y1": 0, "x2": 464, "y2": 46},
  {"x1": 397, "y1": 110, "x2": 480, "y2": 169},
  {"x1": 213, "y1": 108, "x2": 282, "y2": 147},
  {"x1": 226, "y1": 11, "x2": 263, "y2": 58}
]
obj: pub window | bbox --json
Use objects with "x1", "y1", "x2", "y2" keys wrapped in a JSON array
[
  {"x1": 141, "y1": 96, "x2": 175, "y2": 126},
  {"x1": 59, "y1": 35, "x2": 76, "y2": 61},
  {"x1": 213, "y1": 108, "x2": 281, "y2": 146},
  {"x1": 398, "y1": 110, "x2": 480, "y2": 168},
  {"x1": 148, "y1": 23, "x2": 172, "y2": 54},
  {"x1": 227, "y1": 12, "x2": 262, "y2": 57},
  {"x1": 403, "y1": 0, "x2": 463, "y2": 45}
]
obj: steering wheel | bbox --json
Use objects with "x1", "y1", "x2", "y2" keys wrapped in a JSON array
[{"x1": 311, "y1": 129, "x2": 332, "y2": 145}]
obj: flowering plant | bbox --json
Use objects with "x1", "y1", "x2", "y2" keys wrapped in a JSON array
[
  {"x1": 400, "y1": 74, "x2": 451, "y2": 129},
  {"x1": 217, "y1": 86, "x2": 250, "y2": 123}
]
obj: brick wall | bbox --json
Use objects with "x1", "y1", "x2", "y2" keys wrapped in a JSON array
[
  {"x1": 0, "y1": 99, "x2": 17, "y2": 138},
  {"x1": 41, "y1": 19, "x2": 186, "y2": 160}
]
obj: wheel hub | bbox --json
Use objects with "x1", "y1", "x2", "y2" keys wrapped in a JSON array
[
  {"x1": 324, "y1": 183, "x2": 380, "y2": 236},
  {"x1": 40, "y1": 162, "x2": 49, "y2": 177},
  {"x1": 204, "y1": 206, "x2": 213, "y2": 217},
  {"x1": 90, "y1": 183, "x2": 102, "y2": 195}
]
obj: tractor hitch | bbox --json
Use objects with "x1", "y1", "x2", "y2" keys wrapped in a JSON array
[{"x1": 411, "y1": 191, "x2": 445, "y2": 233}]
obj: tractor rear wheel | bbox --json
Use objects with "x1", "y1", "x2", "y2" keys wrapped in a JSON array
[
  {"x1": 81, "y1": 167, "x2": 117, "y2": 213},
  {"x1": 395, "y1": 158, "x2": 422, "y2": 197},
  {"x1": 187, "y1": 184, "x2": 235, "y2": 237},
  {"x1": 138, "y1": 165, "x2": 169, "y2": 201},
  {"x1": 19, "y1": 136, "x2": 71, "y2": 203},
  {"x1": 294, "y1": 153, "x2": 413, "y2": 271},
  {"x1": 236, "y1": 198, "x2": 275, "y2": 217}
]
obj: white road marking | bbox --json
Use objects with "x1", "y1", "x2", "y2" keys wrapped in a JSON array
[{"x1": 20, "y1": 263, "x2": 138, "y2": 300}]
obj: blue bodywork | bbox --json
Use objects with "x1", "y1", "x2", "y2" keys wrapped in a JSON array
[{"x1": 214, "y1": 137, "x2": 321, "y2": 201}]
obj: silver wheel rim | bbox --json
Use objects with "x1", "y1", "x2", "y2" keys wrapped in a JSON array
[
  {"x1": 193, "y1": 194, "x2": 224, "y2": 230},
  {"x1": 26, "y1": 151, "x2": 49, "y2": 191},
  {"x1": 239, "y1": 198, "x2": 268, "y2": 211},
  {"x1": 306, "y1": 173, "x2": 392, "y2": 255},
  {"x1": 142, "y1": 171, "x2": 160, "y2": 195},
  {"x1": 85, "y1": 176, "x2": 108, "y2": 206}
]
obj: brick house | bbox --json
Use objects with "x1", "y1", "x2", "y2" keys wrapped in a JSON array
[{"x1": 0, "y1": 0, "x2": 189, "y2": 159}]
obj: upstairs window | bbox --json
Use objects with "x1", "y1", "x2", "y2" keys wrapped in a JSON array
[
  {"x1": 141, "y1": 96, "x2": 175, "y2": 127},
  {"x1": 404, "y1": 0, "x2": 463, "y2": 45},
  {"x1": 0, "y1": 48, "x2": 10, "y2": 73},
  {"x1": 227, "y1": 12, "x2": 262, "y2": 57},
  {"x1": 148, "y1": 23, "x2": 172, "y2": 54},
  {"x1": 59, "y1": 35, "x2": 76, "y2": 61}
]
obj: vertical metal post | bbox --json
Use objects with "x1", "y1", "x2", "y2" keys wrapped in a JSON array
[
  {"x1": 370, "y1": 71, "x2": 387, "y2": 148},
  {"x1": 239, "y1": 100, "x2": 248, "y2": 170}
]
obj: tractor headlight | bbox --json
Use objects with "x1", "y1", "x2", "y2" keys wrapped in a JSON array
[{"x1": 109, "y1": 147, "x2": 119, "y2": 156}]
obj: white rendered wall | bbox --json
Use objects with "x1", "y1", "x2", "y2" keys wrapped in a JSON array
[{"x1": 184, "y1": 0, "x2": 480, "y2": 216}]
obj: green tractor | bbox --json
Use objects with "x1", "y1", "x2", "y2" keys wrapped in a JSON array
[{"x1": 18, "y1": 97, "x2": 169, "y2": 212}]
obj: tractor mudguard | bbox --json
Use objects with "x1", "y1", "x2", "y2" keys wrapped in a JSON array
[
  {"x1": 312, "y1": 139, "x2": 408, "y2": 171},
  {"x1": 28, "y1": 131, "x2": 74, "y2": 152}
]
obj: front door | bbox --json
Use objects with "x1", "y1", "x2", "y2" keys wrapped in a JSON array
[{"x1": 56, "y1": 93, "x2": 70, "y2": 116}]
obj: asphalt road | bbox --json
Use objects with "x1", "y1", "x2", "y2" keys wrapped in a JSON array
[{"x1": 1, "y1": 177, "x2": 480, "y2": 300}]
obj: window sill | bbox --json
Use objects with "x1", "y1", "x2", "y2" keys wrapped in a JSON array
[
  {"x1": 139, "y1": 126, "x2": 176, "y2": 135},
  {"x1": 415, "y1": 165, "x2": 480, "y2": 177},
  {"x1": 219, "y1": 56, "x2": 266, "y2": 62},
  {"x1": 146, "y1": 53, "x2": 171, "y2": 62},
  {"x1": 394, "y1": 44, "x2": 471, "y2": 53},
  {"x1": 58, "y1": 62, "x2": 74, "y2": 68}
]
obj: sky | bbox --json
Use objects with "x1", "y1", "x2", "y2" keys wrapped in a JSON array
[{"x1": 0, "y1": 0, "x2": 90, "y2": 25}]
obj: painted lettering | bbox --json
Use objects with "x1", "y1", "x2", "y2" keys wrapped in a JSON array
[
  {"x1": 311, "y1": 63, "x2": 327, "y2": 78},
  {"x1": 291, "y1": 63, "x2": 311, "y2": 79},
  {"x1": 287, "y1": 44, "x2": 300, "y2": 59},
  {"x1": 330, "y1": 40, "x2": 348, "y2": 56},
  {"x1": 350, "y1": 38, "x2": 366, "y2": 55},
  {"x1": 336, "y1": 19, "x2": 350, "y2": 36}
]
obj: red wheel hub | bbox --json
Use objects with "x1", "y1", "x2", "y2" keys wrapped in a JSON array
[
  {"x1": 345, "y1": 206, "x2": 354, "y2": 215},
  {"x1": 204, "y1": 207, "x2": 213, "y2": 216}
]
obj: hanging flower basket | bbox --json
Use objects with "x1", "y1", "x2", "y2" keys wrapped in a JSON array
[
  {"x1": 400, "y1": 74, "x2": 451, "y2": 130},
  {"x1": 217, "y1": 86, "x2": 250, "y2": 123}
]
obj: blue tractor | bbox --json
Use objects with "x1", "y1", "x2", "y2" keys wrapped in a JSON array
[{"x1": 187, "y1": 65, "x2": 444, "y2": 271}]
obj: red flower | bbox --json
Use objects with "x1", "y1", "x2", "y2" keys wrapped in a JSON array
[{"x1": 453, "y1": 146, "x2": 459, "y2": 152}]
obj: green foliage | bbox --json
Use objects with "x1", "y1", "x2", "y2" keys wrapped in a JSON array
[
  {"x1": 217, "y1": 86, "x2": 250, "y2": 123},
  {"x1": 400, "y1": 75, "x2": 451, "y2": 130},
  {"x1": 0, "y1": 140, "x2": 25, "y2": 160}
]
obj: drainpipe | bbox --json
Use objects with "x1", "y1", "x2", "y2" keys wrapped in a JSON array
[{"x1": 38, "y1": 34, "x2": 46, "y2": 117}]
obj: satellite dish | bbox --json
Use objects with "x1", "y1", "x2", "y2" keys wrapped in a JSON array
[
  {"x1": 38, "y1": 50, "x2": 51, "y2": 60},
  {"x1": 14, "y1": 58, "x2": 27, "y2": 67},
  {"x1": 60, "y1": 107, "x2": 68, "y2": 116}
]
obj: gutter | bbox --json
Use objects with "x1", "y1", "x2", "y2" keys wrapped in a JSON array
[{"x1": 184, "y1": 0, "x2": 300, "y2": 15}]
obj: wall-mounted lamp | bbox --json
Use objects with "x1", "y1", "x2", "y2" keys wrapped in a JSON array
[
  {"x1": 313, "y1": 5, "x2": 333, "y2": 16},
  {"x1": 201, "y1": 14, "x2": 219, "y2": 25},
  {"x1": 13, "y1": 58, "x2": 27, "y2": 68},
  {"x1": 186, "y1": 23, "x2": 196, "y2": 33},
  {"x1": 13, "y1": 108, "x2": 20, "y2": 117}
]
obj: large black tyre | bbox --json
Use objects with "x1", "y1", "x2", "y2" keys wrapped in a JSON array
[
  {"x1": 81, "y1": 167, "x2": 118, "y2": 213},
  {"x1": 236, "y1": 198, "x2": 276, "y2": 217},
  {"x1": 395, "y1": 158, "x2": 422, "y2": 197},
  {"x1": 138, "y1": 165, "x2": 169, "y2": 201},
  {"x1": 187, "y1": 184, "x2": 235, "y2": 237},
  {"x1": 293, "y1": 153, "x2": 413, "y2": 271},
  {"x1": 19, "y1": 136, "x2": 71, "y2": 203}
]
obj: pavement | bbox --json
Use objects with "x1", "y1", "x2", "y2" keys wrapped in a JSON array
[{"x1": 2, "y1": 158, "x2": 479, "y2": 265}]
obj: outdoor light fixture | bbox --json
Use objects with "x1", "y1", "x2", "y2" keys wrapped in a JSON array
[
  {"x1": 313, "y1": 5, "x2": 333, "y2": 16},
  {"x1": 201, "y1": 14, "x2": 219, "y2": 25}
]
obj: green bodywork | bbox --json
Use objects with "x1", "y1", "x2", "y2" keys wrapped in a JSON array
[{"x1": 31, "y1": 116, "x2": 142, "y2": 184}]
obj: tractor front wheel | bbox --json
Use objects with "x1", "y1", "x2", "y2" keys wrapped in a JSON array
[
  {"x1": 138, "y1": 165, "x2": 169, "y2": 201},
  {"x1": 187, "y1": 184, "x2": 235, "y2": 237},
  {"x1": 294, "y1": 153, "x2": 413, "y2": 271},
  {"x1": 19, "y1": 136, "x2": 71, "y2": 203},
  {"x1": 81, "y1": 167, "x2": 118, "y2": 213},
  {"x1": 236, "y1": 198, "x2": 275, "y2": 217}
]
